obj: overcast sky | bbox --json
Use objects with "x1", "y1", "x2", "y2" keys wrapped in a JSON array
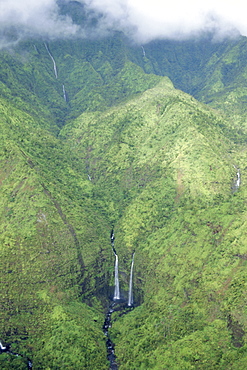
[{"x1": 0, "y1": 0, "x2": 246, "y2": 46}]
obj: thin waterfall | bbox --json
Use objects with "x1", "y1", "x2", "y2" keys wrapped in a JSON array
[
  {"x1": 62, "y1": 84, "x2": 67, "y2": 102},
  {"x1": 233, "y1": 165, "x2": 241, "y2": 192},
  {"x1": 110, "y1": 229, "x2": 115, "y2": 246},
  {"x1": 113, "y1": 253, "x2": 120, "y2": 300},
  {"x1": 44, "y1": 43, "x2": 58, "y2": 79},
  {"x1": 128, "y1": 253, "x2": 135, "y2": 306},
  {"x1": 110, "y1": 229, "x2": 120, "y2": 300},
  {"x1": 236, "y1": 169, "x2": 241, "y2": 188}
]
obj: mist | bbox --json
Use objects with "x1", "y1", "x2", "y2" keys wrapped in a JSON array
[{"x1": 0, "y1": 0, "x2": 246, "y2": 47}]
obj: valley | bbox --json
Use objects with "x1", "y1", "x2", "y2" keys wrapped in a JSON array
[{"x1": 1, "y1": 24, "x2": 247, "y2": 369}]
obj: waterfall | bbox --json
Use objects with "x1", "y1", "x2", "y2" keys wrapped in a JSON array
[
  {"x1": 0, "y1": 341, "x2": 6, "y2": 350},
  {"x1": 110, "y1": 229, "x2": 115, "y2": 246},
  {"x1": 128, "y1": 253, "x2": 135, "y2": 306},
  {"x1": 111, "y1": 229, "x2": 120, "y2": 300},
  {"x1": 113, "y1": 254, "x2": 120, "y2": 300},
  {"x1": 44, "y1": 43, "x2": 58, "y2": 79},
  {"x1": 236, "y1": 169, "x2": 241, "y2": 188},
  {"x1": 141, "y1": 46, "x2": 146, "y2": 57},
  {"x1": 62, "y1": 84, "x2": 67, "y2": 102},
  {"x1": 233, "y1": 165, "x2": 241, "y2": 191}
]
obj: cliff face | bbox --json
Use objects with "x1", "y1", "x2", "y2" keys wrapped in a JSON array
[{"x1": 1, "y1": 32, "x2": 247, "y2": 368}]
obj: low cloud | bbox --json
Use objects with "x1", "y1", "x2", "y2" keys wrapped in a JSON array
[
  {"x1": 0, "y1": 0, "x2": 246, "y2": 47},
  {"x1": 0, "y1": 0, "x2": 79, "y2": 44},
  {"x1": 83, "y1": 0, "x2": 245, "y2": 42}
]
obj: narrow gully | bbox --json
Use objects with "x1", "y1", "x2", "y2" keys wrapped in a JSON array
[{"x1": 103, "y1": 230, "x2": 135, "y2": 369}]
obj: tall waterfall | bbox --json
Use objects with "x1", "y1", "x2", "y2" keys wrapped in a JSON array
[
  {"x1": 62, "y1": 84, "x2": 67, "y2": 102},
  {"x1": 233, "y1": 165, "x2": 241, "y2": 192},
  {"x1": 128, "y1": 253, "x2": 135, "y2": 306},
  {"x1": 44, "y1": 43, "x2": 58, "y2": 79},
  {"x1": 236, "y1": 169, "x2": 241, "y2": 188},
  {"x1": 113, "y1": 253, "x2": 120, "y2": 300}
]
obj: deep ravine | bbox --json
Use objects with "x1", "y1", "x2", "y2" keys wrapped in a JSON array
[
  {"x1": 103, "y1": 303, "x2": 119, "y2": 370},
  {"x1": 103, "y1": 230, "x2": 135, "y2": 369}
]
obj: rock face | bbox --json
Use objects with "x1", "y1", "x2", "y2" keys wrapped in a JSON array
[{"x1": 1, "y1": 30, "x2": 247, "y2": 368}]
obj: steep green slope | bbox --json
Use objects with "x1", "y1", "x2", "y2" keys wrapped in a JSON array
[
  {"x1": 60, "y1": 77, "x2": 234, "y2": 218},
  {"x1": 61, "y1": 77, "x2": 247, "y2": 368},
  {"x1": 130, "y1": 35, "x2": 247, "y2": 135},
  {"x1": 0, "y1": 33, "x2": 163, "y2": 368},
  {"x1": 3, "y1": 32, "x2": 247, "y2": 135},
  {"x1": 0, "y1": 36, "x2": 160, "y2": 131},
  {"x1": 0, "y1": 96, "x2": 112, "y2": 368}
]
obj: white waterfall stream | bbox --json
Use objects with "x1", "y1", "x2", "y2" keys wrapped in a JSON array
[
  {"x1": 236, "y1": 169, "x2": 241, "y2": 188},
  {"x1": 44, "y1": 43, "x2": 58, "y2": 79},
  {"x1": 113, "y1": 254, "x2": 120, "y2": 300},
  {"x1": 128, "y1": 253, "x2": 135, "y2": 306},
  {"x1": 0, "y1": 341, "x2": 6, "y2": 350},
  {"x1": 233, "y1": 165, "x2": 241, "y2": 192},
  {"x1": 103, "y1": 230, "x2": 137, "y2": 369},
  {"x1": 62, "y1": 84, "x2": 67, "y2": 102},
  {"x1": 0, "y1": 340, "x2": 32, "y2": 368}
]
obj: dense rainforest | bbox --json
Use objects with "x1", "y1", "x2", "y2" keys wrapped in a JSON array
[{"x1": 1, "y1": 2, "x2": 247, "y2": 369}]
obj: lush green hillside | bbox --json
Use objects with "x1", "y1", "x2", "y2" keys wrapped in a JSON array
[
  {"x1": 0, "y1": 35, "x2": 160, "y2": 131},
  {"x1": 0, "y1": 95, "x2": 113, "y2": 368},
  {"x1": 1, "y1": 25, "x2": 247, "y2": 369},
  {"x1": 130, "y1": 35, "x2": 247, "y2": 136},
  {"x1": 61, "y1": 76, "x2": 247, "y2": 368}
]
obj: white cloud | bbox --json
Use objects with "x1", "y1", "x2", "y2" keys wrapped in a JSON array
[
  {"x1": 83, "y1": 0, "x2": 245, "y2": 41},
  {"x1": 0, "y1": 0, "x2": 246, "y2": 46},
  {"x1": 0, "y1": 0, "x2": 79, "y2": 41}
]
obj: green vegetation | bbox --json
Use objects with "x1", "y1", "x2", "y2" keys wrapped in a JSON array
[{"x1": 1, "y1": 28, "x2": 247, "y2": 368}]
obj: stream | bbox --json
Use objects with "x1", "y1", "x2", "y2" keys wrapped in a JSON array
[
  {"x1": 103, "y1": 302, "x2": 134, "y2": 370},
  {"x1": 103, "y1": 303, "x2": 118, "y2": 370},
  {"x1": 0, "y1": 341, "x2": 32, "y2": 369},
  {"x1": 1, "y1": 229, "x2": 135, "y2": 370},
  {"x1": 103, "y1": 230, "x2": 135, "y2": 369}
]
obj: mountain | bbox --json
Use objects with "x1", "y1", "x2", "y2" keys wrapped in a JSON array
[{"x1": 1, "y1": 15, "x2": 247, "y2": 369}]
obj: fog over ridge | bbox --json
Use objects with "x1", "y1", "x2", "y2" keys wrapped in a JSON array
[{"x1": 0, "y1": 0, "x2": 245, "y2": 47}]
